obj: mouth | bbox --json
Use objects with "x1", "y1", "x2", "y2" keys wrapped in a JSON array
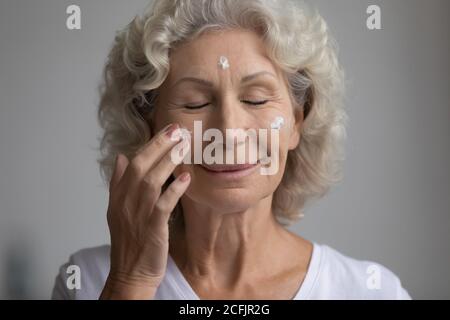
[{"x1": 199, "y1": 162, "x2": 259, "y2": 179}]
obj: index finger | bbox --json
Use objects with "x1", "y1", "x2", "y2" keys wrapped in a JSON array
[{"x1": 126, "y1": 123, "x2": 183, "y2": 178}]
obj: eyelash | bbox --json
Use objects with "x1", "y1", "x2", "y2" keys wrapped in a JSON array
[{"x1": 185, "y1": 100, "x2": 269, "y2": 109}]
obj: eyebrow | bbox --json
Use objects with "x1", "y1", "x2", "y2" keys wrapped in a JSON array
[{"x1": 170, "y1": 71, "x2": 277, "y2": 89}]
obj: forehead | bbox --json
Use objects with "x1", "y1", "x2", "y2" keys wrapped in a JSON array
[{"x1": 166, "y1": 28, "x2": 281, "y2": 83}]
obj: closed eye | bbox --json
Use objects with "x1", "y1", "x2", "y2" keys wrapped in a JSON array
[
  {"x1": 242, "y1": 100, "x2": 268, "y2": 106},
  {"x1": 184, "y1": 100, "x2": 268, "y2": 109},
  {"x1": 184, "y1": 103, "x2": 209, "y2": 109}
]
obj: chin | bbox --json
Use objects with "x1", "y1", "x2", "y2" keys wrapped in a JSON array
[{"x1": 188, "y1": 186, "x2": 266, "y2": 214}]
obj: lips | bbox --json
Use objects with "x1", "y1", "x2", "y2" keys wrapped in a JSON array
[{"x1": 201, "y1": 163, "x2": 257, "y2": 172}]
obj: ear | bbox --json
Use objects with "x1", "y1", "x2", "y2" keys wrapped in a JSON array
[{"x1": 288, "y1": 107, "x2": 303, "y2": 150}]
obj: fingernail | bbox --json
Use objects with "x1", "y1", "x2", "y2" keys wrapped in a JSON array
[
  {"x1": 179, "y1": 172, "x2": 190, "y2": 182},
  {"x1": 166, "y1": 124, "x2": 181, "y2": 140},
  {"x1": 161, "y1": 123, "x2": 173, "y2": 134},
  {"x1": 162, "y1": 123, "x2": 176, "y2": 134}
]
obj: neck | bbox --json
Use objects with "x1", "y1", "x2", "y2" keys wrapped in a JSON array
[{"x1": 169, "y1": 194, "x2": 287, "y2": 286}]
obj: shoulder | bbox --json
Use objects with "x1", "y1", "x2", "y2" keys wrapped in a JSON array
[
  {"x1": 310, "y1": 243, "x2": 411, "y2": 299},
  {"x1": 51, "y1": 245, "x2": 110, "y2": 300}
]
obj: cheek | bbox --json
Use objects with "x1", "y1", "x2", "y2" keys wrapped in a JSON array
[
  {"x1": 279, "y1": 130, "x2": 293, "y2": 154},
  {"x1": 170, "y1": 113, "x2": 201, "y2": 128}
]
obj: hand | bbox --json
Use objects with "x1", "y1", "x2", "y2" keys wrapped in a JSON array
[{"x1": 100, "y1": 123, "x2": 191, "y2": 299}]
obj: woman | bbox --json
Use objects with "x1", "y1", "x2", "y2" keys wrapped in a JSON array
[{"x1": 52, "y1": 0, "x2": 411, "y2": 299}]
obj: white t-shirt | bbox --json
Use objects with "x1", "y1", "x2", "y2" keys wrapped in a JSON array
[{"x1": 51, "y1": 242, "x2": 411, "y2": 300}]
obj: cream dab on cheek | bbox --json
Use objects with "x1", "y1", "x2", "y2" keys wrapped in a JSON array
[{"x1": 270, "y1": 116, "x2": 285, "y2": 130}]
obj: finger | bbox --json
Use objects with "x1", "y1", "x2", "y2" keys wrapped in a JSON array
[
  {"x1": 135, "y1": 137, "x2": 190, "y2": 219},
  {"x1": 134, "y1": 123, "x2": 173, "y2": 154},
  {"x1": 109, "y1": 153, "x2": 129, "y2": 192},
  {"x1": 149, "y1": 172, "x2": 191, "y2": 226},
  {"x1": 139, "y1": 123, "x2": 191, "y2": 165},
  {"x1": 142, "y1": 137, "x2": 190, "y2": 188},
  {"x1": 123, "y1": 123, "x2": 184, "y2": 183}
]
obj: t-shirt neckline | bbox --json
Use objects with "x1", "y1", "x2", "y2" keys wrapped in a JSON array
[{"x1": 166, "y1": 242, "x2": 322, "y2": 300}]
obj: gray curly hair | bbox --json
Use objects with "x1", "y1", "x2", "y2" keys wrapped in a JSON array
[{"x1": 97, "y1": 0, "x2": 347, "y2": 225}]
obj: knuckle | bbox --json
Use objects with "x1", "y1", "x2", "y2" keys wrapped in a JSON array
[
  {"x1": 151, "y1": 171, "x2": 167, "y2": 187},
  {"x1": 153, "y1": 201, "x2": 169, "y2": 214},
  {"x1": 142, "y1": 174, "x2": 156, "y2": 189},
  {"x1": 130, "y1": 157, "x2": 146, "y2": 176},
  {"x1": 141, "y1": 176, "x2": 161, "y2": 197},
  {"x1": 153, "y1": 134, "x2": 167, "y2": 148},
  {"x1": 167, "y1": 182, "x2": 182, "y2": 196}
]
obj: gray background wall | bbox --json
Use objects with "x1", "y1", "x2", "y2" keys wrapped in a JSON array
[{"x1": 0, "y1": 0, "x2": 449, "y2": 299}]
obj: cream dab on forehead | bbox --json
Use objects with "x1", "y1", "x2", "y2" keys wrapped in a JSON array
[{"x1": 218, "y1": 56, "x2": 230, "y2": 70}]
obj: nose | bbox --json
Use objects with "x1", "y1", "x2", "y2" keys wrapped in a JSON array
[
  {"x1": 212, "y1": 94, "x2": 249, "y2": 133},
  {"x1": 213, "y1": 95, "x2": 254, "y2": 161}
]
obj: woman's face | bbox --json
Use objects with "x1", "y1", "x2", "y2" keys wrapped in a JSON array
[{"x1": 152, "y1": 28, "x2": 302, "y2": 213}]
